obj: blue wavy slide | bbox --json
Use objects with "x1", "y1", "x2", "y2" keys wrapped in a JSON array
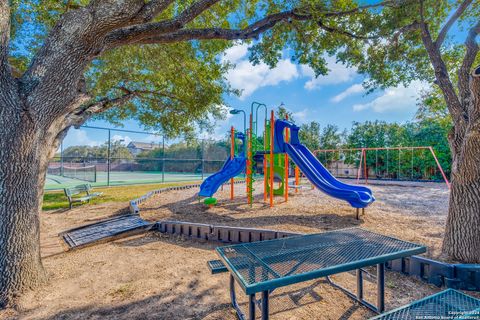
[
  {"x1": 275, "y1": 120, "x2": 374, "y2": 208},
  {"x1": 198, "y1": 156, "x2": 246, "y2": 198}
]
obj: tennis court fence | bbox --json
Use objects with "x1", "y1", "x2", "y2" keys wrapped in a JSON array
[{"x1": 46, "y1": 125, "x2": 231, "y2": 190}]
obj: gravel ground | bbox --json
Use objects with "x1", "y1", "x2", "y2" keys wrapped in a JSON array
[{"x1": 1, "y1": 180, "x2": 452, "y2": 320}]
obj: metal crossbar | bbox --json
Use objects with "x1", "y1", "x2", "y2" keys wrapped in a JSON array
[
  {"x1": 370, "y1": 289, "x2": 480, "y2": 320},
  {"x1": 216, "y1": 228, "x2": 426, "y2": 320}
]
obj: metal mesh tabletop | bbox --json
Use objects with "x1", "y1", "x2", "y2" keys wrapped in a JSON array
[
  {"x1": 217, "y1": 228, "x2": 426, "y2": 294},
  {"x1": 371, "y1": 289, "x2": 480, "y2": 319}
]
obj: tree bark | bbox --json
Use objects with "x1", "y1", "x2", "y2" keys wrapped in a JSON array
[
  {"x1": 0, "y1": 98, "x2": 49, "y2": 307},
  {"x1": 442, "y1": 69, "x2": 480, "y2": 263}
]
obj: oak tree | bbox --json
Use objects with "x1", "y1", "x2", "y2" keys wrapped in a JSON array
[{"x1": 1, "y1": 0, "x2": 479, "y2": 307}]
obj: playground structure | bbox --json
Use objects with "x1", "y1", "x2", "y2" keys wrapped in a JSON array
[
  {"x1": 313, "y1": 146, "x2": 450, "y2": 188},
  {"x1": 198, "y1": 102, "x2": 375, "y2": 214}
]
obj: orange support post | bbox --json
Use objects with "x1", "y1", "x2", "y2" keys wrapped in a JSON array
[
  {"x1": 263, "y1": 119, "x2": 267, "y2": 202},
  {"x1": 363, "y1": 148, "x2": 368, "y2": 184},
  {"x1": 429, "y1": 146, "x2": 451, "y2": 188},
  {"x1": 285, "y1": 114, "x2": 289, "y2": 202},
  {"x1": 246, "y1": 129, "x2": 250, "y2": 203},
  {"x1": 357, "y1": 148, "x2": 364, "y2": 184},
  {"x1": 247, "y1": 114, "x2": 253, "y2": 205},
  {"x1": 295, "y1": 166, "x2": 299, "y2": 193},
  {"x1": 230, "y1": 126, "x2": 234, "y2": 200},
  {"x1": 270, "y1": 110, "x2": 274, "y2": 207}
]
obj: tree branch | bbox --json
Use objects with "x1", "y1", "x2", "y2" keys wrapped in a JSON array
[
  {"x1": 418, "y1": 1, "x2": 463, "y2": 129},
  {"x1": 128, "y1": 11, "x2": 314, "y2": 44},
  {"x1": 391, "y1": 21, "x2": 421, "y2": 45},
  {"x1": 321, "y1": 0, "x2": 404, "y2": 17},
  {"x1": 435, "y1": 0, "x2": 473, "y2": 48},
  {"x1": 105, "y1": 1, "x2": 403, "y2": 49},
  {"x1": 131, "y1": 0, "x2": 176, "y2": 24},
  {"x1": 67, "y1": 91, "x2": 138, "y2": 127},
  {"x1": 458, "y1": 21, "x2": 480, "y2": 108},
  {"x1": 317, "y1": 20, "x2": 379, "y2": 40},
  {"x1": 459, "y1": 21, "x2": 480, "y2": 87},
  {"x1": 105, "y1": 0, "x2": 221, "y2": 49}
]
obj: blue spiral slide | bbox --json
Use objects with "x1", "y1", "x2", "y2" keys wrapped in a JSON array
[{"x1": 274, "y1": 120, "x2": 375, "y2": 208}]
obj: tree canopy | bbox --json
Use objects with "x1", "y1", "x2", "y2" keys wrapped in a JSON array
[{"x1": 9, "y1": 0, "x2": 477, "y2": 139}]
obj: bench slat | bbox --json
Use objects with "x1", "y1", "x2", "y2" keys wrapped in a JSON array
[{"x1": 208, "y1": 260, "x2": 228, "y2": 274}]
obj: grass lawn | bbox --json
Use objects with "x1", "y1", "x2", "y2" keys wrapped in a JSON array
[{"x1": 42, "y1": 180, "x2": 203, "y2": 210}]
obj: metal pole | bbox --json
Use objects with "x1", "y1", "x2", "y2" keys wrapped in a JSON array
[
  {"x1": 270, "y1": 110, "x2": 274, "y2": 208},
  {"x1": 375, "y1": 149, "x2": 378, "y2": 178},
  {"x1": 248, "y1": 294, "x2": 256, "y2": 319},
  {"x1": 285, "y1": 114, "x2": 289, "y2": 202},
  {"x1": 411, "y1": 147, "x2": 414, "y2": 180},
  {"x1": 398, "y1": 149, "x2": 401, "y2": 179},
  {"x1": 162, "y1": 135, "x2": 165, "y2": 183},
  {"x1": 231, "y1": 126, "x2": 235, "y2": 200},
  {"x1": 377, "y1": 263, "x2": 385, "y2": 313},
  {"x1": 60, "y1": 141, "x2": 64, "y2": 176},
  {"x1": 357, "y1": 269, "x2": 363, "y2": 300},
  {"x1": 261, "y1": 291, "x2": 269, "y2": 320},
  {"x1": 363, "y1": 148, "x2": 368, "y2": 184},
  {"x1": 386, "y1": 148, "x2": 389, "y2": 178},
  {"x1": 429, "y1": 146, "x2": 450, "y2": 188},
  {"x1": 201, "y1": 139, "x2": 205, "y2": 180},
  {"x1": 107, "y1": 129, "x2": 111, "y2": 186}
]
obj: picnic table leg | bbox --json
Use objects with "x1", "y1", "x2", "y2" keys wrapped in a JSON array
[
  {"x1": 356, "y1": 269, "x2": 363, "y2": 300},
  {"x1": 261, "y1": 290, "x2": 269, "y2": 319},
  {"x1": 230, "y1": 274, "x2": 247, "y2": 320},
  {"x1": 249, "y1": 294, "x2": 256, "y2": 319},
  {"x1": 377, "y1": 263, "x2": 385, "y2": 313}
]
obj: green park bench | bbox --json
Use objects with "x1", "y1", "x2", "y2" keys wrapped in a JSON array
[{"x1": 64, "y1": 184, "x2": 103, "y2": 209}]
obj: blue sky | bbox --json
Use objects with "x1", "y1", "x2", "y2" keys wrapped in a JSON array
[{"x1": 69, "y1": 44, "x2": 427, "y2": 148}]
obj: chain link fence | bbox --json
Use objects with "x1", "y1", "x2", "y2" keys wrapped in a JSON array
[{"x1": 46, "y1": 125, "x2": 230, "y2": 190}]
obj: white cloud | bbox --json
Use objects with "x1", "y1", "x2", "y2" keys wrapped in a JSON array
[
  {"x1": 143, "y1": 134, "x2": 163, "y2": 143},
  {"x1": 223, "y1": 44, "x2": 299, "y2": 100},
  {"x1": 301, "y1": 57, "x2": 358, "y2": 90},
  {"x1": 222, "y1": 43, "x2": 249, "y2": 64},
  {"x1": 352, "y1": 80, "x2": 428, "y2": 113},
  {"x1": 111, "y1": 134, "x2": 132, "y2": 145},
  {"x1": 331, "y1": 83, "x2": 364, "y2": 103},
  {"x1": 292, "y1": 108, "x2": 309, "y2": 122},
  {"x1": 70, "y1": 129, "x2": 102, "y2": 147}
]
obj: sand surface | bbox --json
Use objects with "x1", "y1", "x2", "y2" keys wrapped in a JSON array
[{"x1": 1, "y1": 180, "x2": 452, "y2": 319}]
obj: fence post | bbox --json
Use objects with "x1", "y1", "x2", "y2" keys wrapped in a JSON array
[
  {"x1": 60, "y1": 141, "x2": 64, "y2": 176},
  {"x1": 162, "y1": 135, "x2": 165, "y2": 183},
  {"x1": 107, "y1": 129, "x2": 111, "y2": 186},
  {"x1": 201, "y1": 139, "x2": 205, "y2": 180}
]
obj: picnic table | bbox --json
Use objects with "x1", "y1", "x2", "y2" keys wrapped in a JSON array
[{"x1": 216, "y1": 228, "x2": 426, "y2": 320}]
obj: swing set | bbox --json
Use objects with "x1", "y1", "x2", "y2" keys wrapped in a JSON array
[{"x1": 313, "y1": 146, "x2": 450, "y2": 188}]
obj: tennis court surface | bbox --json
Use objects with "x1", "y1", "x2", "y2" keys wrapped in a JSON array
[{"x1": 45, "y1": 171, "x2": 208, "y2": 190}]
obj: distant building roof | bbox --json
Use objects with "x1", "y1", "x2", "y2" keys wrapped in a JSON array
[{"x1": 127, "y1": 141, "x2": 161, "y2": 151}]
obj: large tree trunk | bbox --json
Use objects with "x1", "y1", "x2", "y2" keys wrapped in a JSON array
[
  {"x1": 442, "y1": 69, "x2": 480, "y2": 263},
  {"x1": 0, "y1": 96, "x2": 55, "y2": 307},
  {"x1": 444, "y1": 177, "x2": 480, "y2": 262}
]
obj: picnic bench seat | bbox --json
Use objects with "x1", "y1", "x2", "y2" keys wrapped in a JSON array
[
  {"x1": 64, "y1": 184, "x2": 103, "y2": 209},
  {"x1": 371, "y1": 289, "x2": 480, "y2": 319},
  {"x1": 208, "y1": 259, "x2": 228, "y2": 274}
]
